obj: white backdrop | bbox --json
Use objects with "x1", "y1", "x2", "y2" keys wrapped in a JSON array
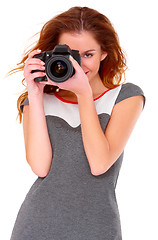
[{"x1": 0, "y1": 0, "x2": 157, "y2": 239}]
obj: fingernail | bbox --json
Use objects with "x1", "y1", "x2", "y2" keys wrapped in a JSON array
[{"x1": 69, "y1": 55, "x2": 73, "y2": 60}]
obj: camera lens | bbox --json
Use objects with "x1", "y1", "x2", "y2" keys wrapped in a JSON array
[
  {"x1": 50, "y1": 60, "x2": 67, "y2": 78},
  {"x1": 46, "y1": 55, "x2": 74, "y2": 82}
]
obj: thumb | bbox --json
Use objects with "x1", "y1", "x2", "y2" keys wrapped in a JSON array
[{"x1": 69, "y1": 55, "x2": 81, "y2": 71}]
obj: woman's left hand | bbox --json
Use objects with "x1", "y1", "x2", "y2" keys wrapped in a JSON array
[{"x1": 46, "y1": 56, "x2": 92, "y2": 98}]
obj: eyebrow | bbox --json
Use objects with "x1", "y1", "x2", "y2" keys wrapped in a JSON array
[
  {"x1": 81, "y1": 49, "x2": 96, "y2": 55},
  {"x1": 83, "y1": 49, "x2": 96, "y2": 53}
]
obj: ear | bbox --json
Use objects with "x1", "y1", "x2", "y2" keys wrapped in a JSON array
[{"x1": 101, "y1": 52, "x2": 108, "y2": 61}]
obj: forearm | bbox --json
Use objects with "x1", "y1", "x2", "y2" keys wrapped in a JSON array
[
  {"x1": 77, "y1": 94, "x2": 110, "y2": 176},
  {"x1": 24, "y1": 95, "x2": 52, "y2": 177}
]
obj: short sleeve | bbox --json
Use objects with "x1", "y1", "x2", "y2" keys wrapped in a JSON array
[
  {"x1": 115, "y1": 83, "x2": 145, "y2": 107},
  {"x1": 20, "y1": 97, "x2": 29, "y2": 113}
]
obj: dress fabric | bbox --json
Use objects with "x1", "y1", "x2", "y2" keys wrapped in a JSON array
[{"x1": 10, "y1": 83, "x2": 145, "y2": 240}]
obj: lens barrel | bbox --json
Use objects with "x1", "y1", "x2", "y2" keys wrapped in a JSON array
[{"x1": 46, "y1": 56, "x2": 74, "y2": 83}]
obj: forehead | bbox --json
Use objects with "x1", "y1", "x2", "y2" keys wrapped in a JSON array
[{"x1": 58, "y1": 31, "x2": 101, "y2": 52}]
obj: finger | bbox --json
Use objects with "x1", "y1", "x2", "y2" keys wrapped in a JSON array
[
  {"x1": 28, "y1": 49, "x2": 41, "y2": 59},
  {"x1": 69, "y1": 55, "x2": 81, "y2": 70},
  {"x1": 24, "y1": 63, "x2": 45, "y2": 77},
  {"x1": 24, "y1": 71, "x2": 46, "y2": 82},
  {"x1": 24, "y1": 66, "x2": 45, "y2": 80},
  {"x1": 25, "y1": 58, "x2": 45, "y2": 67},
  {"x1": 25, "y1": 63, "x2": 45, "y2": 73},
  {"x1": 31, "y1": 71, "x2": 46, "y2": 80}
]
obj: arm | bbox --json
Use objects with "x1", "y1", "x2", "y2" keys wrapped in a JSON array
[
  {"x1": 77, "y1": 94, "x2": 144, "y2": 176},
  {"x1": 23, "y1": 50, "x2": 52, "y2": 177},
  {"x1": 23, "y1": 97, "x2": 52, "y2": 177}
]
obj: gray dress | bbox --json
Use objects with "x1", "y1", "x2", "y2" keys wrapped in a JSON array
[{"x1": 10, "y1": 83, "x2": 145, "y2": 240}]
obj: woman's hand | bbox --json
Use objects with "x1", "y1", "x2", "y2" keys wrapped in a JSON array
[
  {"x1": 23, "y1": 50, "x2": 47, "y2": 99},
  {"x1": 46, "y1": 56, "x2": 93, "y2": 98},
  {"x1": 24, "y1": 50, "x2": 92, "y2": 98}
]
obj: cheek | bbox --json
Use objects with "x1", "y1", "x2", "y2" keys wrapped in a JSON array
[
  {"x1": 91, "y1": 59, "x2": 101, "y2": 73},
  {"x1": 81, "y1": 58, "x2": 101, "y2": 71}
]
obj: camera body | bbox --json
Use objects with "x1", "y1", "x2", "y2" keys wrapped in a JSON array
[{"x1": 33, "y1": 44, "x2": 81, "y2": 83}]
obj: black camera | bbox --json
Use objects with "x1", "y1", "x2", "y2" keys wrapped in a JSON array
[{"x1": 32, "y1": 44, "x2": 81, "y2": 83}]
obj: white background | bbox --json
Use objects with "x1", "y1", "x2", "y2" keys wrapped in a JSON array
[{"x1": 0, "y1": 0, "x2": 157, "y2": 239}]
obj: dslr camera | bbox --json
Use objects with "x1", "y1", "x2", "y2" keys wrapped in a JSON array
[{"x1": 33, "y1": 44, "x2": 81, "y2": 83}]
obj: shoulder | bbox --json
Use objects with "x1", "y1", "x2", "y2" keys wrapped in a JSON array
[
  {"x1": 20, "y1": 97, "x2": 29, "y2": 113},
  {"x1": 115, "y1": 82, "x2": 145, "y2": 106},
  {"x1": 20, "y1": 93, "x2": 55, "y2": 113}
]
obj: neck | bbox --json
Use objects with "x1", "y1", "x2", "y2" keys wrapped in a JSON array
[{"x1": 89, "y1": 74, "x2": 108, "y2": 98}]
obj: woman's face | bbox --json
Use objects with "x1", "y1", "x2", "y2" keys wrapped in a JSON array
[{"x1": 58, "y1": 31, "x2": 107, "y2": 83}]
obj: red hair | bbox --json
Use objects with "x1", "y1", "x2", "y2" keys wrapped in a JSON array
[{"x1": 10, "y1": 6, "x2": 127, "y2": 122}]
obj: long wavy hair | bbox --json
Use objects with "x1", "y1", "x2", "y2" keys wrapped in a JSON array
[{"x1": 10, "y1": 6, "x2": 127, "y2": 123}]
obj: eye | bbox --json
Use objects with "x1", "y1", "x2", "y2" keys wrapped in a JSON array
[{"x1": 83, "y1": 53, "x2": 93, "y2": 58}]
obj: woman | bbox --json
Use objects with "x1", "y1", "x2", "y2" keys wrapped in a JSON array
[{"x1": 10, "y1": 6, "x2": 145, "y2": 240}]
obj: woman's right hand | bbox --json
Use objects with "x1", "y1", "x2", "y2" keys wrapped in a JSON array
[{"x1": 23, "y1": 49, "x2": 47, "y2": 98}]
